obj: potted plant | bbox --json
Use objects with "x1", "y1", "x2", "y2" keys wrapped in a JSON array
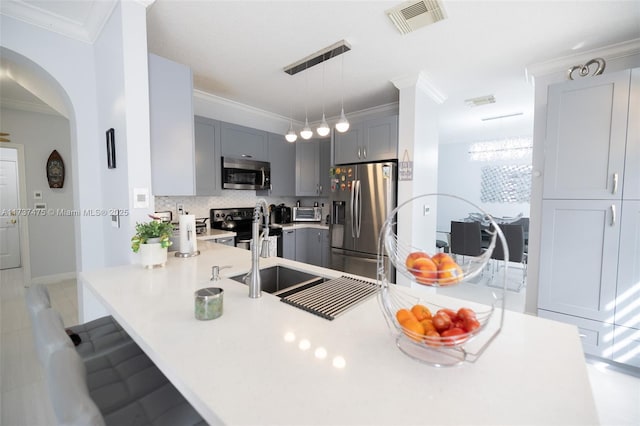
[{"x1": 131, "y1": 220, "x2": 174, "y2": 268}]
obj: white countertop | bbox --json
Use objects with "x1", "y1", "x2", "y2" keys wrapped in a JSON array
[
  {"x1": 79, "y1": 243, "x2": 598, "y2": 425},
  {"x1": 195, "y1": 229, "x2": 236, "y2": 241},
  {"x1": 272, "y1": 222, "x2": 329, "y2": 230}
]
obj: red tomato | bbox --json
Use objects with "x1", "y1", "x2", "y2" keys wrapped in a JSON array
[
  {"x1": 457, "y1": 307, "x2": 476, "y2": 321},
  {"x1": 464, "y1": 317, "x2": 481, "y2": 333},
  {"x1": 432, "y1": 312, "x2": 452, "y2": 332},
  {"x1": 440, "y1": 327, "x2": 467, "y2": 346},
  {"x1": 437, "y1": 308, "x2": 457, "y2": 321},
  {"x1": 453, "y1": 319, "x2": 466, "y2": 329}
]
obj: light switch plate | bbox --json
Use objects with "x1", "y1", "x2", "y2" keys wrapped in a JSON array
[{"x1": 133, "y1": 188, "x2": 149, "y2": 208}]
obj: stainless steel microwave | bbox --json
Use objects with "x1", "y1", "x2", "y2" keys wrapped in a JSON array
[{"x1": 221, "y1": 157, "x2": 271, "y2": 190}]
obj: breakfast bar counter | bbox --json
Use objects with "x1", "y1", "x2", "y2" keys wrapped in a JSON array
[{"x1": 79, "y1": 242, "x2": 598, "y2": 425}]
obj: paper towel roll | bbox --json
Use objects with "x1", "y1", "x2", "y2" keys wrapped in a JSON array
[{"x1": 178, "y1": 214, "x2": 198, "y2": 254}]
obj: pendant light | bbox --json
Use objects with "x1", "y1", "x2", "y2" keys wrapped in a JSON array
[
  {"x1": 285, "y1": 122, "x2": 298, "y2": 143},
  {"x1": 300, "y1": 64, "x2": 313, "y2": 140},
  {"x1": 316, "y1": 61, "x2": 330, "y2": 137},
  {"x1": 285, "y1": 101, "x2": 297, "y2": 143},
  {"x1": 335, "y1": 53, "x2": 350, "y2": 133}
]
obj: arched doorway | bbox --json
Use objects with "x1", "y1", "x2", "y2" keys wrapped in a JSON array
[{"x1": 1, "y1": 47, "x2": 77, "y2": 284}]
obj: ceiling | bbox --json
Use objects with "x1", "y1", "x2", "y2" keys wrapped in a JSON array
[{"x1": 2, "y1": 1, "x2": 639, "y2": 143}]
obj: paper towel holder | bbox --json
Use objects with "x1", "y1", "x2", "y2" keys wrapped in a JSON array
[{"x1": 175, "y1": 215, "x2": 201, "y2": 258}]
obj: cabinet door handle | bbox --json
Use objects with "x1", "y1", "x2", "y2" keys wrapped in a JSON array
[
  {"x1": 357, "y1": 147, "x2": 361, "y2": 159},
  {"x1": 363, "y1": 147, "x2": 367, "y2": 159},
  {"x1": 241, "y1": 154, "x2": 253, "y2": 158},
  {"x1": 612, "y1": 173, "x2": 618, "y2": 195},
  {"x1": 611, "y1": 204, "x2": 616, "y2": 226}
]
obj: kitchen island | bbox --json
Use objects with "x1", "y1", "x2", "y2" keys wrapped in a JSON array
[{"x1": 79, "y1": 242, "x2": 598, "y2": 425}]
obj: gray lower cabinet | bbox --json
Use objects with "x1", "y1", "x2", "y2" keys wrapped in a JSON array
[
  {"x1": 281, "y1": 227, "x2": 329, "y2": 268},
  {"x1": 282, "y1": 228, "x2": 296, "y2": 260},
  {"x1": 258, "y1": 133, "x2": 295, "y2": 196},
  {"x1": 295, "y1": 139, "x2": 331, "y2": 197},
  {"x1": 194, "y1": 116, "x2": 222, "y2": 195},
  {"x1": 149, "y1": 54, "x2": 196, "y2": 196},
  {"x1": 220, "y1": 122, "x2": 267, "y2": 161},
  {"x1": 334, "y1": 115, "x2": 398, "y2": 165}
]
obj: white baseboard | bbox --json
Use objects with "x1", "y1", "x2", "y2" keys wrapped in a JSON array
[{"x1": 30, "y1": 272, "x2": 77, "y2": 285}]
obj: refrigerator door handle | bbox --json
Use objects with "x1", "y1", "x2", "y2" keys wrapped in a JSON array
[
  {"x1": 356, "y1": 180, "x2": 362, "y2": 238},
  {"x1": 350, "y1": 180, "x2": 356, "y2": 238}
]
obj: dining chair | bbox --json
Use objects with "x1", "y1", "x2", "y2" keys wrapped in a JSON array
[
  {"x1": 450, "y1": 221, "x2": 483, "y2": 258},
  {"x1": 489, "y1": 223, "x2": 526, "y2": 290}
]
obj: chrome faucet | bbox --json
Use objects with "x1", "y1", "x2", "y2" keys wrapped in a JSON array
[{"x1": 248, "y1": 199, "x2": 270, "y2": 298}]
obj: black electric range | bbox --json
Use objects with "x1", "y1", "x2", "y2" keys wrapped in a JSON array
[{"x1": 210, "y1": 207, "x2": 281, "y2": 249}]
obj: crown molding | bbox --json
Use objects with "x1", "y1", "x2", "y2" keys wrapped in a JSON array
[
  {"x1": 391, "y1": 71, "x2": 447, "y2": 104},
  {"x1": 0, "y1": 0, "x2": 117, "y2": 43},
  {"x1": 526, "y1": 38, "x2": 640, "y2": 83},
  {"x1": 193, "y1": 89, "x2": 295, "y2": 127}
]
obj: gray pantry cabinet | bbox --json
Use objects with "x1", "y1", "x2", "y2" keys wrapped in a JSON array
[
  {"x1": 220, "y1": 122, "x2": 268, "y2": 162},
  {"x1": 148, "y1": 54, "x2": 196, "y2": 196},
  {"x1": 333, "y1": 115, "x2": 398, "y2": 165},
  {"x1": 295, "y1": 138, "x2": 331, "y2": 197},
  {"x1": 538, "y1": 68, "x2": 640, "y2": 367}
]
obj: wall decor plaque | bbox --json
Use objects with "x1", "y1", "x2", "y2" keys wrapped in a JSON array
[{"x1": 46, "y1": 150, "x2": 65, "y2": 188}]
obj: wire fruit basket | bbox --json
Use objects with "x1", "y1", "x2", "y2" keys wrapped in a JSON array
[{"x1": 377, "y1": 193, "x2": 508, "y2": 366}]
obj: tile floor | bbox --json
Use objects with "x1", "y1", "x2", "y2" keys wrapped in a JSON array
[{"x1": 2, "y1": 267, "x2": 639, "y2": 425}]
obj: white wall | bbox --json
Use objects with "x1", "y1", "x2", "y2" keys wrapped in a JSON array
[
  {"x1": 0, "y1": 1, "x2": 153, "y2": 274},
  {"x1": 1, "y1": 16, "x2": 106, "y2": 272},
  {"x1": 436, "y1": 141, "x2": 531, "y2": 233},
  {"x1": 0, "y1": 108, "x2": 76, "y2": 279},
  {"x1": 93, "y1": 1, "x2": 153, "y2": 267}
]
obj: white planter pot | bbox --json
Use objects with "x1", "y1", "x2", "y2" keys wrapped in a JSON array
[{"x1": 139, "y1": 241, "x2": 168, "y2": 268}]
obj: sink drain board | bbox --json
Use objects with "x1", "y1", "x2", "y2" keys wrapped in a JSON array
[{"x1": 280, "y1": 276, "x2": 378, "y2": 320}]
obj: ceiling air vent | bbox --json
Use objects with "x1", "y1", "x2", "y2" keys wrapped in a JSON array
[{"x1": 386, "y1": 0, "x2": 447, "y2": 35}]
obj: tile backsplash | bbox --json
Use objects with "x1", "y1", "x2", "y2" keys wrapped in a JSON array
[{"x1": 155, "y1": 191, "x2": 330, "y2": 221}]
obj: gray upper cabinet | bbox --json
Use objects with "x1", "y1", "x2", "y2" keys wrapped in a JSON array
[
  {"x1": 220, "y1": 122, "x2": 268, "y2": 161},
  {"x1": 258, "y1": 133, "x2": 295, "y2": 196},
  {"x1": 148, "y1": 54, "x2": 195, "y2": 196},
  {"x1": 295, "y1": 139, "x2": 331, "y2": 197},
  {"x1": 334, "y1": 123, "x2": 363, "y2": 164},
  {"x1": 194, "y1": 116, "x2": 222, "y2": 196},
  {"x1": 544, "y1": 70, "x2": 631, "y2": 200},
  {"x1": 334, "y1": 115, "x2": 398, "y2": 165}
]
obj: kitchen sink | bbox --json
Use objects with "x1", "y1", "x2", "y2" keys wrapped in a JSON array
[{"x1": 229, "y1": 265, "x2": 327, "y2": 295}]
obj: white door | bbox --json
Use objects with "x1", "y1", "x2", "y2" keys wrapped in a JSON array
[{"x1": 0, "y1": 153, "x2": 21, "y2": 269}]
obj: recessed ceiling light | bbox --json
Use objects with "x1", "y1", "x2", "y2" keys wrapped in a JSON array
[{"x1": 465, "y1": 95, "x2": 496, "y2": 107}]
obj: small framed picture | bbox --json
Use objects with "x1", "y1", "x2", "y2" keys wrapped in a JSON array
[{"x1": 106, "y1": 128, "x2": 116, "y2": 169}]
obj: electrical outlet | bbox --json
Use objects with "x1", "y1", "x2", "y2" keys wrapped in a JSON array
[{"x1": 423, "y1": 204, "x2": 430, "y2": 216}]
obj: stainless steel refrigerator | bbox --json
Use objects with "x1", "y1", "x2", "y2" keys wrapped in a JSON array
[{"x1": 329, "y1": 161, "x2": 397, "y2": 280}]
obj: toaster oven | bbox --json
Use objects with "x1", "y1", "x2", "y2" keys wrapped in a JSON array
[{"x1": 292, "y1": 206, "x2": 322, "y2": 222}]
